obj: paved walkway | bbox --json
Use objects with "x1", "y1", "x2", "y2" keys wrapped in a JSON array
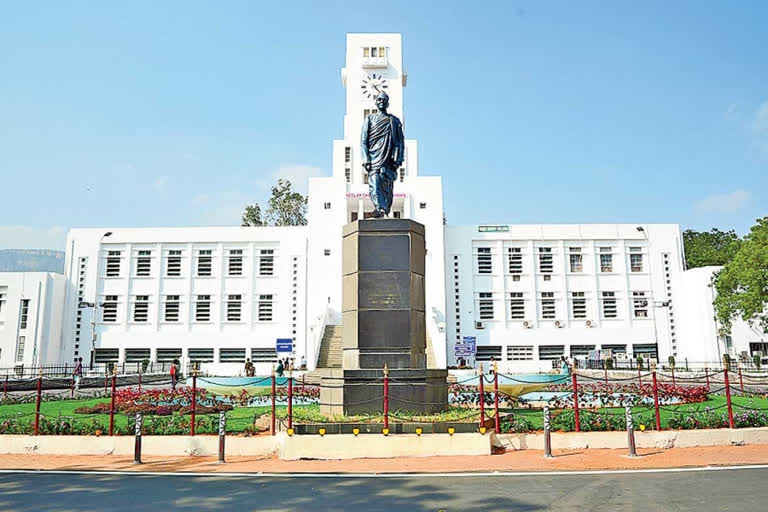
[{"x1": 2, "y1": 445, "x2": 768, "y2": 474}]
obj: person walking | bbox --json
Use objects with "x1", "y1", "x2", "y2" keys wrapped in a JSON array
[
  {"x1": 170, "y1": 359, "x2": 178, "y2": 391},
  {"x1": 276, "y1": 359, "x2": 284, "y2": 377},
  {"x1": 73, "y1": 357, "x2": 83, "y2": 391}
]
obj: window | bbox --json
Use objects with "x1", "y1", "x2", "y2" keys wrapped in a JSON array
[
  {"x1": 571, "y1": 292, "x2": 587, "y2": 319},
  {"x1": 125, "y1": 349, "x2": 151, "y2": 363},
  {"x1": 197, "y1": 249, "x2": 212, "y2": 276},
  {"x1": 166, "y1": 250, "x2": 182, "y2": 277},
  {"x1": 371, "y1": 47, "x2": 377, "y2": 57},
  {"x1": 251, "y1": 348, "x2": 278, "y2": 363},
  {"x1": 419, "y1": 202, "x2": 427, "y2": 209},
  {"x1": 507, "y1": 248, "x2": 523, "y2": 274},
  {"x1": 601, "y1": 291, "x2": 618, "y2": 319},
  {"x1": 136, "y1": 250, "x2": 151, "y2": 276},
  {"x1": 633, "y1": 291, "x2": 649, "y2": 318},
  {"x1": 344, "y1": 146, "x2": 351, "y2": 163},
  {"x1": 188, "y1": 348, "x2": 214, "y2": 362},
  {"x1": 363, "y1": 172, "x2": 369, "y2": 185},
  {"x1": 570, "y1": 345, "x2": 595, "y2": 358},
  {"x1": 105, "y1": 250, "x2": 121, "y2": 277},
  {"x1": 156, "y1": 348, "x2": 182, "y2": 362},
  {"x1": 507, "y1": 345, "x2": 534, "y2": 361},
  {"x1": 220, "y1": 348, "x2": 246, "y2": 363},
  {"x1": 0, "y1": 287, "x2": 6, "y2": 314},
  {"x1": 509, "y1": 292, "x2": 525, "y2": 319},
  {"x1": 227, "y1": 294, "x2": 242, "y2": 321},
  {"x1": 19, "y1": 299, "x2": 30, "y2": 329},
  {"x1": 258, "y1": 294, "x2": 273, "y2": 321},
  {"x1": 345, "y1": 167, "x2": 351, "y2": 183},
  {"x1": 102, "y1": 296, "x2": 118, "y2": 322},
  {"x1": 476, "y1": 247, "x2": 492, "y2": 274},
  {"x1": 94, "y1": 348, "x2": 119, "y2": 363},
  {"x1": 476, "y1": 345, "x2": 502, "y2": 361},
  {"x1": 539, "y1": 345, "x2": 565, "y2": 361},
  {"x1": 228, "y1": 249, "x2": 243, "y2": 276},
  {"x1": 538, "y1": 247, "x2": 553, "y2": 273},
  {"x1": 323, "y1": 202, "x2": 331, "y2": 210},
  {"x1": 363, "y1": 47, "x2": 369, "y2": 57},
  {"x1": 164, "y1": 295, "x2": 180, "y2": 322},
  {"x1": 478, "y1": 292, "x2": 494, "y2": 320},
  {"x1": 540, "y1": 292, "x2": 556, "y2": 319},
  {"x1": 259, "y1": 249, "x2": 274, "y2": 276},
  {"x1": 133, "y1": 295, "x2": 149, "y2": 322},
  {"x1": 195, "y1": 295, "x2": 211, "y2": 321},
  {"x1": 599, "y1": 247, "x2": 613, "y2": 272},
  {"x1": 569, "y1": 247, "x2": 583, "y2": 273},
  {"x1": 629, "y1": 247, "x2": 643, "y2": 272},
  {"x1": 399, "y1": 167, "x2": 405, "y2": 182},
  {"x1": 15, "y1": 336, "x2": 25, "y2": 362},
  {"x1": 324, "y1": 249, "x2": 331, "y2": 256}
]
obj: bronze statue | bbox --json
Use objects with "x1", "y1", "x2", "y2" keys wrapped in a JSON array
[{"x1": 361, "y1": 92, "x2": 404, "y2": 217}]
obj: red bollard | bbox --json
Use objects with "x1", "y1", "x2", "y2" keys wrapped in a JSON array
[
  {"x1": 138, "y1": 368, "x2": 142, "y2": 393},
  {"x1": 652, "y1": 370, "x2": 661, "y2": 431},
  {"x1": 3, "y1": 374, "x2": 7, "y2": 401},
  {"x1": 637, "y1": 367, "x2": 642, "y2": 388},
  {"x1": 603, "y1": 364, "x2": 608, "y2": 385},
  {"x1": 34, "y1": 371, "x2": 42, "y2": 435},
  {"x1": 572, "y1": 371, "x2": 580, "y2": 432},
  {"x1": 108, "y1": 368, "x2": 117, "y2": 436},
  {"x1": 270, "y1": 367, "x2": 276, "y2": 436},
  {"x1": 724, "y1": 366, "x2": 735, "y2": 429},
  {"x1": 383, "y1": 364, "x2": 389, "y2": 431},
  {"x1": 191, "y1": 370, "x2": 197, "y2": 436},
  {"x1": 70, "y1": 377, "x2": 74, "y2": 398},
  {"x1": 478, "y1": 364, "x2": 485, "y2": 429},
  {"x1": 493, "y1": 362, "x2": 500, "y2": 434},
  {"x1": 739, "y1": 366, "x2": 744, "y2": 393},
  {"x1": 671, "y1": 367, "x2": 676, "y2": 388},
  {"x1": 287, "y1": 370, "x2": 293, "y2": 430},
  {"x1": 705, "y1": 367, "x2": 710, "y2": 392},
  {"x1": 104, "y1": 371, "x2": 108, "y2": 394}
]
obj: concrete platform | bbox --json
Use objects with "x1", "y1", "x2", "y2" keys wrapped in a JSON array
[{"x1": 279, "y1": 432, "x2": 492, "y2": 460}]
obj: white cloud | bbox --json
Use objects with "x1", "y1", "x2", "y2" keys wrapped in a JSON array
[
  {"x1": 153, "y1": 175, "x2": 168, "y2": 191},
  {"x1": 694, "y1": 190, "x2": 751, "y2": 211},
  {"x1": 753, "y1": 101, "x2": 768, "y2": 151},
  {"x1": 0, "y1": 225, "x2": 68, "y2": 250},
  {"x1": 257, "y1": 164, "x2": 325, "y2": 195}
]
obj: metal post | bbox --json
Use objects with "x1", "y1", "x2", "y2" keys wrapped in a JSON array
[
  {"x1": 270, "y1": 365, "x2": 276, "y2": 436},
  {"x1": 652, "y1": 370, "x2": 661, "y2": 431},
  {"x1": 3, "y1": 374, "x2": 7, "y2": 401},
  {"x1": 138, "y1": 367, "x2": 142, "y2": 393},
  {"x1": 543, "y1": 406, "x2": 552, "y2": 458},
  {"x1": 637, "y1": 366, "x2": 642, "y2": 388},
  {"x1": 383, "y1": 363, "x2": 389, "y2": 431},
  {"x1": 603, "y1": 363, "x2": 608, "y2": 385},
  {"x1": 724, "y1": 365, "x2": 735, "y2": 429},
  {"x1": 625, "y1": 405, "x2": 637, "y2": 457},
  {"x1": 34, "y1": 370, "x2": 42, "y2": 436},
  {"x1": 671, "y1": 366, "x2": 676, "y2": 388},
  {"x1": 134, "y1": 413, "x2": 143, "y2": 464},
  {"x1": 287, "y1": 369, "x2": 293, "y2": 430},
  {"x1": 478, "y1": 364, "x2": 485, "y2": 429},
  {"x1": 70, "y1": 376, "x2": 75, "y2": 398},
  {"x1": 218, "y1": 411, "x2": 226, "y2": 464},
  {"x1": 705, "y1": 367, "x2": 710, "y2": 392},
  {"x1": 738, "y1": 365, "x2": 744, "y2": 393},
  {"x1": 191, "y1": 369, "x2": 197, "y2": 436},
  {"x1": 572, "y1": 371, "x2": 580, "y2": 432},
  {"x1": 493, "y1": 361, "x2": 500, "y2": 434},
  {"x1": 109, "y1": 366, "x2": 117, "y2": 436},
  {"x1": 104, "y1": 371, "x2": 108, "y2": 394}
]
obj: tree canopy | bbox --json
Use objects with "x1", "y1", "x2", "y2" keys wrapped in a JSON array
[
  {"x1": 241, "y1": 179, "x2": 307, "y2": 227},
  {"x1": 683, "y1": 228, "x2": 741, "y2": 269},
  {"x1": 713, "y1": 217, "x2": 768, "y2": 333}
]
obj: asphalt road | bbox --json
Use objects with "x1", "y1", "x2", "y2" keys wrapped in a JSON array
[{"x1": 0, "y1": 467, "x2": 765, "y2": 511}]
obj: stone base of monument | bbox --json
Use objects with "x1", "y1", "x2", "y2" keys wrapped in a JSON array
[{"x1": 319, "y1": 368, "x2": 448, "y2": 417}]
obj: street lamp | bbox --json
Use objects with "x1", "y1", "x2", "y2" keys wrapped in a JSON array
[{"x1": 88, "y1": 231, "x2": 113, "y2": 368}]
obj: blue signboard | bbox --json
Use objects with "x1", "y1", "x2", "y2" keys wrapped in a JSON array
[
  {"x1": 276, "y1": 338, "x2": 293, "y2": 353},
  {"x1": 455, "y1": 336, "x2": 477, "y2": 357},
  {"x1": 462, "y1": 336, "x2": 477, "y2": 350}
]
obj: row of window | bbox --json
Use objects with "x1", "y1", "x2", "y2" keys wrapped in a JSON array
[
  {"x1": 476, "y1": 246, "x2": 645, "y2": 275},
  {"x1": 344, "y1": 146, "x2": 406, "y2": 184},
  {"x1": 99, "y1": 294, "x2": 275, "y2": 323},
  {"x1": 474, "y1": 291, "x2": 650, "y2": 321},
  {"x1": 93, "y1": 347, "x2": 281, "y2": 364},
  {"x1": 470, "y1": 343, "x2": 657, "y2": 361},
  {"x1": 104, "y1": 249, "x2": 274, "y2": 279}
]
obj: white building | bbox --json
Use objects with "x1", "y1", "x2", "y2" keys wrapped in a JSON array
[
  {"x1": 51, "y1": 33, "x2": 749, "y2": 374},
  {"x1": 0, "y1": 272, "x2": 65, "y2": 369}
]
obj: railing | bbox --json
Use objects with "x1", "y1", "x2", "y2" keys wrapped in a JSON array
[
  {"x1": 0, "y1": 362, "x2": 175, "y2": 379},
  {"x1": 308, "y1": 305, "x2": 330, "y2": 371}
]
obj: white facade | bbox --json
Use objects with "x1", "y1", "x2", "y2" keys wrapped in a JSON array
[
  {"x1": 0, "y1": 272, "x2": 65, "y2": 368},
  {"x1": 52, "y1": 33, "x2": 753, "y2": 374}
]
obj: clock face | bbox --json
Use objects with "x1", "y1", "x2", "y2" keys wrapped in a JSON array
[{"x1": 361, "y1": 73, "x2": 388, "y2": 100}]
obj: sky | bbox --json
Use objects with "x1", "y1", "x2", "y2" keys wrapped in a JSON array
[{"x1": 0, "y1": 1, "x2": 766, "y2": 250}]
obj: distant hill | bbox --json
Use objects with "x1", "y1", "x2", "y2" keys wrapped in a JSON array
[{"x1": 0, "y1": 249, "x2": 65, "y2": 273}]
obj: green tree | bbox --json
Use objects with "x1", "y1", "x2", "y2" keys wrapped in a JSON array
[
  {"x1": 241, "y1": 204, "x2": 264, "y2": 226},
  {"x1": 683, "y1": 228, "x2": 741, "y2": 269},
  {"x1": 714, "y1": 217, "x2": 768, "y2": 332},
  {"x1": 241, "y1": 179, "x2": 307, "y2": 227}
]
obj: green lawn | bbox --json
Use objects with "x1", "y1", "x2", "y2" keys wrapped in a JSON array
[{"x1": 2, "y1": 394, "x2": 767, "y2": 434}]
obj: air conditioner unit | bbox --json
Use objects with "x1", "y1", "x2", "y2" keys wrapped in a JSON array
[
  {"x1": 475, "y1": 321, "x2": 485, "y2": 329},
  {"x1": 585, "y1": 320, "x2": 593, "y2": 327},
  {"x1": 522, "y1": 320, "x2": 531, "y2": 329},
  {"x1": 554, "y1": 320, "x2": 562, "y2": 328}
]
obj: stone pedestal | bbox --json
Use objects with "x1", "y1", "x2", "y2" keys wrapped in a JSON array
[{"x1": 320, "y1": 219, "x2": 447, "y2": 416}]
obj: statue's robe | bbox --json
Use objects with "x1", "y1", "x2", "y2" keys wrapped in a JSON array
[{"x1": 361, "y1": 112, "x2": 404, "y2": 215}]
